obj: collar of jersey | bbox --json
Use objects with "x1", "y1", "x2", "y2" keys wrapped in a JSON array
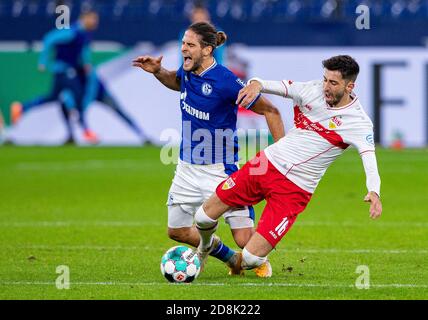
[
  {"x1": 327, "y1": 93, "x2": 358, "y2": 110},
  {"x1": 195, "y1": 59, "x2": 217, "y2": 77}
]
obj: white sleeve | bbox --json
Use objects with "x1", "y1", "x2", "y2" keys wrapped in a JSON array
[
  {"x1": 248, "y1": 77, "x2": 305, "y2": 101},
  {"x1": 361, "y1": 151, "x2": 381, "y2": 196}
]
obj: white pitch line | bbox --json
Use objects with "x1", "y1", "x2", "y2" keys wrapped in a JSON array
[
  {"x1": 3, "y1": 245, "x2": 427, "y2": 255},
  {"x1": 1, "y1": 221, "x2": 427, "y2": 228},
  {"x1": 14, "y1": 160, "x2": 155, "y2": 171},
  {"x1": 276, "y1": 248, "x2": 428, "y2": 254},
  {"x1": 0, "y1": 221, "x2": 161, "y2": 227},
  {"x1": 0, "y1": 281, "x2": 427, "y2": 289},
  {"x1": 296, "y1": 221, "x2": 428, "y2": 228},
  {"x1": 5, "y1": 245, "x2": 143, "y2": 251}
]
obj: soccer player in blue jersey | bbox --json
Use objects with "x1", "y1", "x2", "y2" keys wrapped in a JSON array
[
  {"x1": 80, "y1": 69, "x2": 150, "y2": 145},
  {"x1": 11, "y1": 11, "x2": 99, "y2": 144},
  {"x1": 133, "y1": 22, "x2": 285, "y2": 277}
]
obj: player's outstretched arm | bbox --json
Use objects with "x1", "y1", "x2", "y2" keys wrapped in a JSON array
[
  {"x1": 361, "y1": 152, "x2": 382, "y2": 219},
  {"x1": 237, "y1": 78, "x2": 289, "y2": 108},
  {"x1": 132, "y1": 55, "x2": 180, "y2": 91},
  {"x1": 250, "y1": 97, "x2": 285, "y2": 142}
]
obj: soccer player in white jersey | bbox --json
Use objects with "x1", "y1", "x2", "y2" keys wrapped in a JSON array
[
  {"x1": 194, "y1": 55, "x2": 383, "y2": 274},
  {"x1": 133, "y1": 22, "x2": 285, "y2": 277}
]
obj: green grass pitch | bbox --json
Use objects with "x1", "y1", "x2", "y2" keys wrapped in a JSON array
[{"x1": 0, "y1": 146, "x2": 427, "y2": 299}]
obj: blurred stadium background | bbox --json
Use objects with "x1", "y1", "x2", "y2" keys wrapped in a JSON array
[
  {"x1": 0, "y1": 0, "x2": 427, "y2": 300},
  {"x1": 0, "y1": 0, "x2": 427, "y2": 146}
]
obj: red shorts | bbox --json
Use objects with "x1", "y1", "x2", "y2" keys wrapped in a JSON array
[{"x1": 216, "y1": 151, "x2": 312, "y2": 247}]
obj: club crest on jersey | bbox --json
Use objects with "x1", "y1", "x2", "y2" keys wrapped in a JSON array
[
  {"x1": 222, "y1": 177, "x2": 235, "y2": 190},
  {"x1": 201, "y1": 82, "x2": 212, "y2": 96},
  {"x1": 328, "y1": 116, "x2": 343, "y2": 129}
]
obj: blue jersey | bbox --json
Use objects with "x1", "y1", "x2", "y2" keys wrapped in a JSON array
[
  {"x1": 39, "y1": 22, "x2": 92, "y2": 74},
  {"x1": 177, "y1": 60, "x2": 259, "y2": 166}
]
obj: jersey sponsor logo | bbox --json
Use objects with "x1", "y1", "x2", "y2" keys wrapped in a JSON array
[
  {"x1": 236, "y1": 78, "x2": 246, "y2": 88},
  {"x1": 294, "y1": 106, "x2": 349, "y2": 149},
  {"x1": 201, "y1": 82, "x2": 213, "y2": 96},
  {"x1": 304, "y1": 104, "x2": 313, "y2": 111},
  {"x1": 181, "y1": 101, "x2": 210, "y2": 120},
  {"x1": 274, "y1": 217, "x2": 289, "y2": 237},
  {"x1": 221, "y1": 177, "x2": 236, "y2": 190},
  {"x1": 366, "y1": 134, "x2": 374, "y2": 145}
]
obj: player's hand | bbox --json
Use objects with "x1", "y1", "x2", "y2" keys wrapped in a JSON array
[
  {"x1": 236, "y1": 80, "x2": 262, "y2": 108},
  {"x1": 132, "y1": 55, "x2": 163, "y2": 74},
  {"x1": 364, "y1": 191, "x2": 382, "y2": 219}
]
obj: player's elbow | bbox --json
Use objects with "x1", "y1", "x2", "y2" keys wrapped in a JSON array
[{"x1": 265, "y1": 105, "x2": 280, "y2": 117}]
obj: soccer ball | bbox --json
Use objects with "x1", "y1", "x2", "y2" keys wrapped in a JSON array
[{"x1": 160, "y1": 245, "x2": 201, "y2": 283}]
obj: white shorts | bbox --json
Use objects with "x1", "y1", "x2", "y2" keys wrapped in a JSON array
[{"x1": 167, "y1": 159, "x2": 254, "y2": 230}]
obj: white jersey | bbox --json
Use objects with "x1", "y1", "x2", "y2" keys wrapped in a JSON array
[{"x1": 255, "y1": 79, "x2": 380, "y2": 194}]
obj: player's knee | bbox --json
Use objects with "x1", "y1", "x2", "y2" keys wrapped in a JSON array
[
  {"x1": 242, "y1": 247, "x2": 267, "y2": 270},
  {"x1": 195, "y1": 205, "x2": 217, "y2": 229},
  {"x1": 202, "y1": 194, "x2": 231, "y2": 219},
  {"x1": 167, "y1": 228, "x2": 189, "y2": 243},
  {"x1": 234, "y1": 237, "x2": 248, "y2": 249},
  {"x1": 232, "y1": 229, "x2": 253, "y2": 249}
]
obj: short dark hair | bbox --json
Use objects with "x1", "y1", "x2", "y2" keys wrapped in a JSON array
[
  {"x1": 188, "y1": 22, "x2": 227, "y2": 53},
  {"x1": 322, "y1": 55, "x2": 360, "y2": 82}
]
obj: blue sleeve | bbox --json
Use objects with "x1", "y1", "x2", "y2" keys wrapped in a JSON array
[
  {"x1": 176, "y1": 65, "x2": 183, "y2": 80},
  {"x1": 39, "y1": 28, "x2": 76, "y2": 71},
  {"x1": 81, "y1": 44, "x2": 91, "y2": 66},
  {"x1": 224, "y1": 71, "x2": 260, "y2": 109}
]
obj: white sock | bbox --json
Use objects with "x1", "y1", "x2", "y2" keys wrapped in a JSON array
[
  {"x1": 242, "y1": 248, "x2": 267, "y2": 270},
  {"x1": 195, "y1": 206, "x2": 218, "y2": 250}
]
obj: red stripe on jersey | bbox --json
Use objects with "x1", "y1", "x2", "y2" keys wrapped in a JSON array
[
  {"x1": 281, "y1": 80, "x2": 288, "y2": 97},
  {"x1": 360, "y1": 150, "x2": 375, "y2": 155},
  {"x1": 293, "y1": 106, "x2": 349, "y2": 149}
]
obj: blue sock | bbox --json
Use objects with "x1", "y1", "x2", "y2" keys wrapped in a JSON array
[{"x1": 209, "y1": 240, "x2": 235, "y2": 262}]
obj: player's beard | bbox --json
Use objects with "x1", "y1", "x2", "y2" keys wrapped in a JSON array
[
  {"x1": 326, "y1": 89, "x2": 345, "y2": 107},
  {"x1": 183, "y1": 53, "x2": 203, "y2": 73},
  {"x1": 189, "y1": 56, "x2": 203, "y2": 73}
]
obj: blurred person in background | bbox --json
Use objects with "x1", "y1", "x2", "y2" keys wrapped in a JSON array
[
  {"x1": 81, "y1": 68, "x2": 151, "y2": 145},
  {"x1": 10, "y1": 10, "x2": 99, "y2": 144},
  {"x1": 0, "y1": 109, "x2": 5, "y2": 144}
]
